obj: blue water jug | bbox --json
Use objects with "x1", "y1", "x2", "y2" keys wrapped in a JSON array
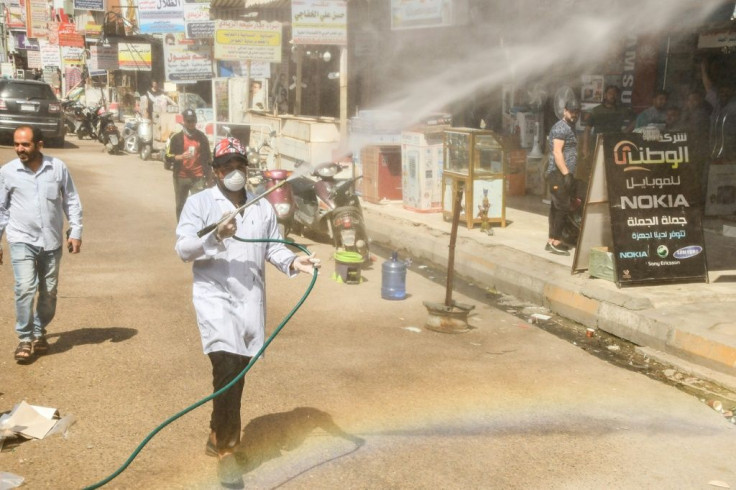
[{"x1": 382, "y1": 251, "x2": 407, "y2": 300}]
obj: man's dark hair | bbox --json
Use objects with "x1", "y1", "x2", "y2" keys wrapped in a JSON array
[
  {"x1": 16, "y1": 125, "x2": 44, "y2": 143},
  {"x1": 654, "y1": 89, "x2": 669, "y2": 98},
  {"x1": 604, "y1": 85, "x2": 621, "y2": 94}
]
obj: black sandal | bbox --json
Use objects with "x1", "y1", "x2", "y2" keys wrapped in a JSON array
[
  {"x1": 32, "y1": 336, "x2": 49, "y2": 355},
  {"x1": 14, "y1": 341, "x2": 33, "y2": 363}
]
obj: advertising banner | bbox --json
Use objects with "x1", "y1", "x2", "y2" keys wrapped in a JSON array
[
  {"x1": 291, "y1": 0, "x2": 347, "y2": 45},
  {"x1": 118, "y1": 42, "x2": 152, "y2": 71},
  {"x1": 214, "y1": 21, "x2": 282, "y2": 62},
  {"x1": 26, "y1": 0, "x2": 50, "y2": 39},
  {"x1": 186, "y1": 21, "x2": 215, "y2": 40},
  {"x1": 58, "y1": 23, "x2": 85, "y2": 47},
  {"x1": 390, "y1": 0, "x2": 453, "y2": 30},
  {"x1": 12, "y1": 32, "x2": 40, "y2": 50},
  {"x1": 27, "y1": 50, "x2": 42, "y2": 69},
  {"x1": 74, "y1": 0, "x2": 104, "y2": 11},
  {"x1": 139, "y1": 0, "x2": 185, "y2": 34},
  {"x1": 39, "y1": 40, "x2": 62, "y2": 67},
  {"x1": 61, "y1": 46, "x2": 84, "y2": 65},
  {"x1": 164, "y1": 33, "x2": 214, "y2": 82},
  {"x1": 89, "y1": 44, "x2": 119, "y2": 71},
  {"x1": 5, "y1": 0, "x2": 25, "y2": 29},
  {"x1": 603, "y1": 132, "x2": 708, "y2": 286}
]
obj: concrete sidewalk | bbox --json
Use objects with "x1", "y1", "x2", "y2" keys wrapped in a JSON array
[{"x1": 361, "y1": 196, "x2": 736, "y2": 390}]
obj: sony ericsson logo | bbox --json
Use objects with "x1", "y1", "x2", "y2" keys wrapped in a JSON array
[
  {"x1": 656, "y1": 245, "x2": 669, "y2": 258},
  {"x1": 673, "y1": 245, "x2": 703, "y2": 260}
]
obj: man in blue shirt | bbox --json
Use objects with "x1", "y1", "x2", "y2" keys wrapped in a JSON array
[
  {"x1": 546, "y1": 99, "x2": 581, "y2": 256},
  {"x1": 634, "y1": 89, "x2": 668, "y2": 129},
  {"x1": 0, "y1": 125, "x2": 83, "y2": 363}
]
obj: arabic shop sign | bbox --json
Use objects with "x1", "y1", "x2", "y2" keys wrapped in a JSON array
[
  {"x1": 164, "y1": 33, "x2": 213, "y2": 82},
  {"x1": 118, "y1": 42, "x2": 152, "y2": 71},
  {"x1": 139, "y1": 0, "x2": 185, "y2": 34},
  {"x1": 603, "y1": 132, "x2": 707, "y2": 286},
  {"x1": 291, "y1": 0, "x2": 347, "y2": 45},
  {"x1": 214, "y1": 21, "x2": 282, "y2": 63},
  {"x1": 390, "y1": 0, "x2": 455, "y2": 30}
]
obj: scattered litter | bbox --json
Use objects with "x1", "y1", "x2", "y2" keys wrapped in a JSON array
[
  {"x1": 505, "y1": 309, "x2": 517, "y2": 314},
  {"x1": 585, "y1": 328, "x2": 595, "y2": 338},
  {"x1": 663, "y1": 369, "x2": 677, "y2": 377},
  {"x1": 707, "y1": 400, "x2": 723, "y2": 413},
  {"x1": 469, "y1": 342, "x2": 481, "y2": 346},
  {"x1": 516, "y1": 323, "x2": 530, "y2": 329},
  {"x1": 528, "y1": 313, "x2": 552, "y2": 325},
  {"x1": 708, "y1": 481, "x2": 730, "y2": 488},
  {"x1": 607, "y1": 345, "x2": 621, "y2": 352},
  {"x1": 418, "y1": 265, "x2": 428, "y2": 270},
  {"x1": 521, "y1": 306, "x2": 550, "y2": 316},
  {"x1": 403, "y1": 326, "x2": 422, "y2": 333},
  {"x1": 0, "y1": 472, "x2": 24, "y2": 489},
  {"x1": 0, "y1": 402, "x2": 74, "y2": 451}
]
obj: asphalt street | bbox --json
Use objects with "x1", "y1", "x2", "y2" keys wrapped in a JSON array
[{"x1": 0, "y1": 138, "x2": 734, "y2": 489}]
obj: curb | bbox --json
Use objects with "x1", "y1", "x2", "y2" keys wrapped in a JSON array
[{"x1": 364, "y1": 206, "x2": 736, "y2": 381}]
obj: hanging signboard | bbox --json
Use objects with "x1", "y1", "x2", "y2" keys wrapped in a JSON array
[
  {"x1": 74, "y1": 0, "x2": 104, "y2": 11},
  {"x1": 5, "y1": 0, "x2": 25, "y2": 30},
  {"x1": 602, "y1": 132, "x2": 707, "y2": 286},
  {"x1": 61, "y1": 46, "x2": 84, "y2": 65},
  {"x1": 138, "y1": 0, "x2": 185, "y2": 34},
  {"x1": 214, "y1": 21, "x2": 282, "y2": 63},
  {"x1": 164, "y1": 33, "x2": 214, "y2": 82},
  {"x1": 12, "y1": 33, "x2": 40, "y2": 50},
  {"x1": 186, "y1": 21, "x2": 215, "y2": 40},
  {"x1": 27, "y1": 50, "x2": 43, "y2": 69},
  {"x1": 118, "y1": 42, "x2": 152, "y2": 71},
  {"x1": 39, "y1": 40, "x2": 62, "y2": 68},
  {"x1": 89, "y1": 44, "x2": 119, "y2": 71},
  {"x1": 291, "y1": 0, "x2": 347, "y2": 45},
  {"x1": 26, "y1": 0, "x2": 50, "y2": 39},
  {"x1": 58, "y1": 23, "x2": 85, "y2": 48},
  {"x1": 390, "y1": 0, "x2": 468, "y2": 30}
]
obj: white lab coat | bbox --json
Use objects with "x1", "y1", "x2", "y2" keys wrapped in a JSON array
[{"x1": 175, "y1": 186, "x2": 296, "y2": 356}]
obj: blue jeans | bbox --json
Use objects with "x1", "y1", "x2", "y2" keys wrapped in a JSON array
[{"x1": 9, "y1": 243, "x2": 63, "y2": 341}]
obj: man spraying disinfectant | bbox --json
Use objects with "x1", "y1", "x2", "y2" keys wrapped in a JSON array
[{"x1": 174, "y1": 136, "x2": 320, "y2": 486}]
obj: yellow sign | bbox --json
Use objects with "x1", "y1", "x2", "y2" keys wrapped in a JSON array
[{"x1": 214, "y1": 20, "x2": 282, "y2": 63}]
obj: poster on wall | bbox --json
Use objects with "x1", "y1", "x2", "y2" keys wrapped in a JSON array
[
  {"x1": 61, "y1": 46, "x2": 85, "y2": 65},
  {"x1": 118, "y1": 42, "x2": 152, "y2": 71},
  {"x1": 705, "y1": 164, "x2": 736, "y2": 216},
  {"x1": 163, "y1": 33, "x2": 214, "y2": 82},
  {"x1": 390, "y1": 0, "x2": 468, "y2": 30},
  {"x1": 138, "y1": 0, "x2": 185, "y2": 34},
  {"x1": 27, "y1": 50, "x2": 42, "y2": 69},
  {"x1": 5, "y1": 0, "x2": 25, "y2": 29},
  {"x1": 291, "y1": 0, "x2": 347, "y2": 45},
  {"x1": 214, "y1": 20, "x2": 282, "y2": 62},
  {"x1": 74, "y1": 0, "x2": 104, "y2": 11},
  {"x1": 602, "y1": 132, "x2": 707, "y2": 286},
  {"x1": 39, "y1": 40, "x2": 62, "y2": 68},
  {"x1": 89, "y1": 44, "x2": 119, "y2": 72},
  {"x1": 58, "y1": 23, "x2": 85, "y2": 47},
  {"x1": 26, "y1": 0, "x2": 50, "y2": 39}
]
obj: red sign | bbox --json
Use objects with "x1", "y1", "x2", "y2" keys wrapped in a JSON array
[{"x1": 58, "y1": 22, "x2": 85, "y2": 47}]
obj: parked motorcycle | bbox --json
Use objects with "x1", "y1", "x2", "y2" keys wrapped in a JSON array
[
  {"x1": 290, "y1": 161, "x2": 370, "y2": 262},
  {"x1": 62, "y1": 101, "x2": 96, "y2": 140},
  {"x1": 251, "y1": 169, "x2": 295, "y2": 238},
  {"x1": 123, "y1": 113, "x2": 154, "y2": 160},
  {"x1": 98, "y1": 111, "x2": 123, "y2": 154}
]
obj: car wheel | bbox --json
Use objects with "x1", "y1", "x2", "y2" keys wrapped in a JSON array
[{"x1": 140, "y1": 145, "x2": 152, "y2": 161}]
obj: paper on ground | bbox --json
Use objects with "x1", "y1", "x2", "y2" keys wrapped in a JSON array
[{"x1": 0, "y1": 401, "x2": 59, "y2": 440}]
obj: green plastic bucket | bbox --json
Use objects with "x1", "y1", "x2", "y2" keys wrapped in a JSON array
[{"x1": 333, "y1": 251, "x2": 363, "y2": 284}]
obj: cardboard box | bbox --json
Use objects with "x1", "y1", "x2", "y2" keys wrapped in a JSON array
[{"x1": 589, "y1": 246, "x2": 616, "y2": 282}]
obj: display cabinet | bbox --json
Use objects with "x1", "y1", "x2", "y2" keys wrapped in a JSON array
[{"x1": 442, "y1": 128, "x2": 506, "y2": 228}]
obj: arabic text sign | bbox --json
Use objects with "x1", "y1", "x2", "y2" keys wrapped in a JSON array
[
  {"x1": 118, "y1": 43, "x2": 152, "y2": 71},
  {"x1": 291, "y1": 0, "x2": 347, "y2": 45},
  {"x1": 26, "y1": 0, "x2": 50, "y2": 39},
  {"x1": 61, "y1": 46, "x2": 85, "y2": 65},
  {"x1": 214, "y1": 21, "x2": 282, "y2": 62},
  {"x1": 603, "y1": 132, "x2": 707, "y2": 286},
  {"x1": 58, "y1": 23, "x2": 85, "y2": 48},
  {"x1": 89, "y1": 45, "x2": 119, "y2": 71},
  {"x1": 390, "y1": 0, "x2": 453, "y2": 30},
  {"x1": 138, "y1": 0, "x2": 185, "y2": 34},
  {"x1": 39, "y1": 41, "x2": 62, "y2": 67},
  {"x1": 164, "y1": 33, "x2": 214, "y2": 82},
  {"x1": 74, "y1": 0, "x2": 105, "y2": 11},
  {"x1": 5, "y1": 0, "x2": 25, "y2": 29},
  {"x1": 186, "y1": 21, "x2": 215, "y2": 39}
]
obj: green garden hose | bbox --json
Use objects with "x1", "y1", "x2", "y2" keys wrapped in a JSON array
[{"x1": 84, "y1": 238, "x2": 318, "y2": 489}]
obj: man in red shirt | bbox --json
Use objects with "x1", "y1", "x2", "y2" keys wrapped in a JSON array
[{"x1": 166, "y1": 109, "x2": 213, "y2": 221}]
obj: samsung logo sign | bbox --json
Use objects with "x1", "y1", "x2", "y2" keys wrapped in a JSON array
[{"x1": 673, "y1": 245, "x2": 703, "y2": 260}]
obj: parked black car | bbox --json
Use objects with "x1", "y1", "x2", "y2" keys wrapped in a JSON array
[{"x1": 0, "y1": 79, "x2": 65, "y2": 147}]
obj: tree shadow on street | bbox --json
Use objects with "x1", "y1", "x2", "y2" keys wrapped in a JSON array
[
  {"x1": 235, "y1": 407, "x2": 364, "y2": 475},
  {"x1": 44, "y1": 326, "x2": 138, "y2": 355}
]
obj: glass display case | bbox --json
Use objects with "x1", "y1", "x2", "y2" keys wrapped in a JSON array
[{"x1": 442, "y1": 128, "x2": 506, "y2": 228}]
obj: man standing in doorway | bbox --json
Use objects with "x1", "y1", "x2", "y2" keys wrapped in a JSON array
[
  {"x1": 545, "y1": 99, "x2": 581, "y2": 256},
  {"x1": 166, "y1": 109, "x2": 213, "y2": 221},
  {"x1": 0, "y1": 125, "x2": 83, "y2": 363},
  {"x1": 582, "y1": 85, "x2": 633, "y2": 161},
  {"x1": 634, "y1": 89, "x2": 669, "y2": 129}
]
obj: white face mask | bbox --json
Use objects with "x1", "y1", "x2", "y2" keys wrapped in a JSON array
[{"x1": 222, "y1": 169, "x2": 246, "y2": 191}]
